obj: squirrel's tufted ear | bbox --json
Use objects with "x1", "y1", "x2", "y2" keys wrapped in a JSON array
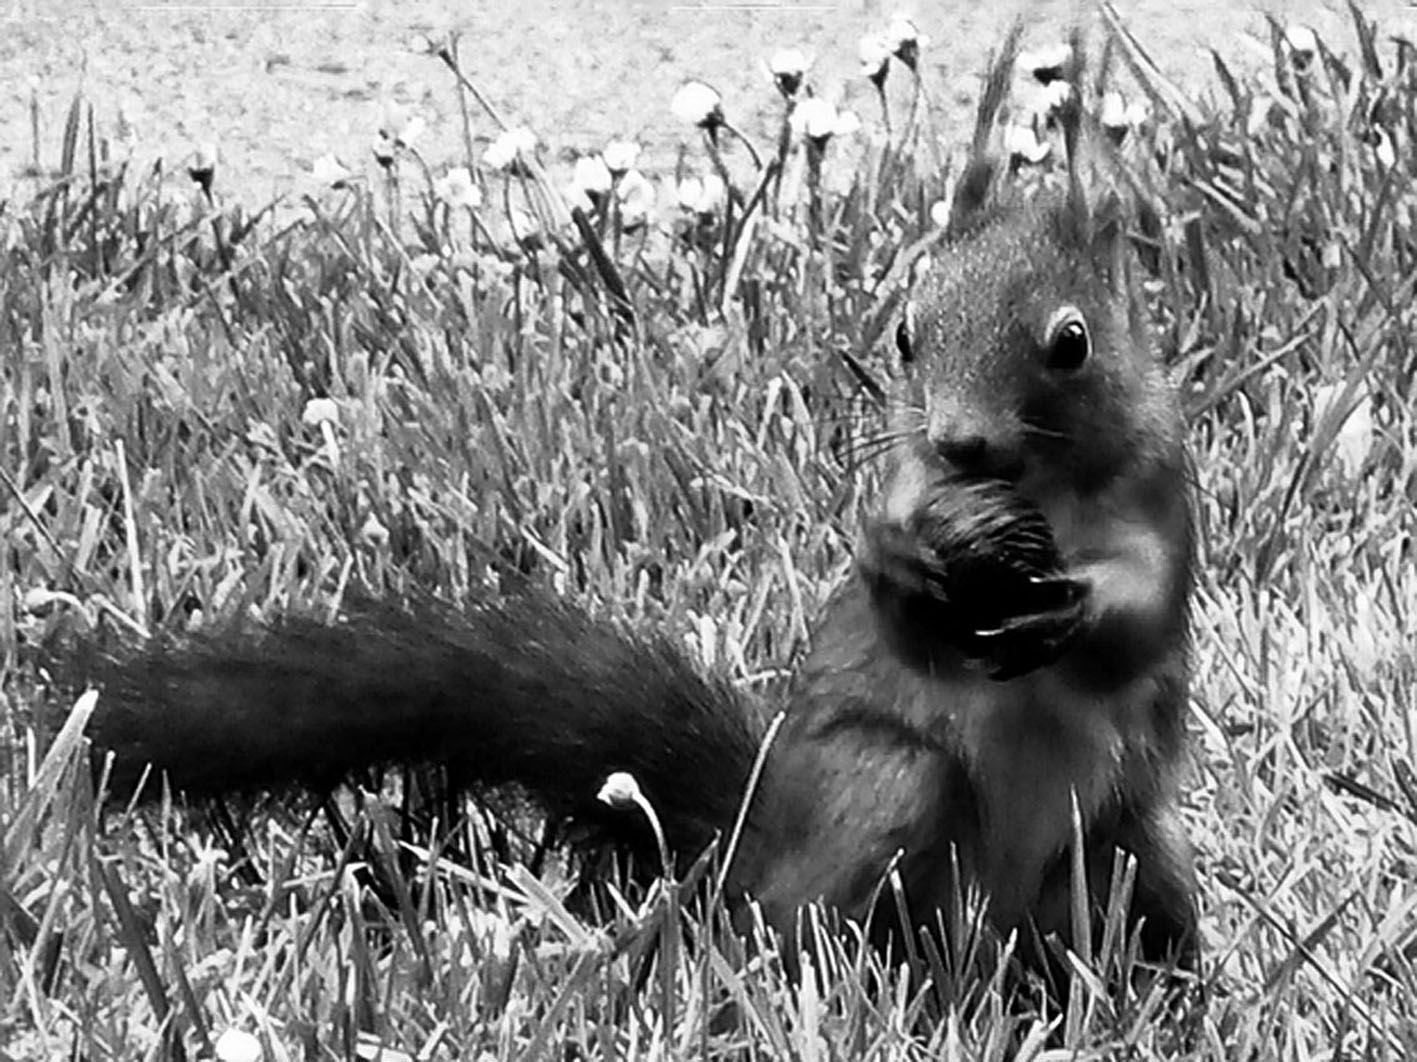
[
  {"x1": 1050, "y1": 29, "x2": 1166, "y2": 282},
  {"x1": 944, "y1": 18, "x2": 1024, "y2": 238},
  {"x1": 1059, "y1": 122, "x2": 1165, "y2": 280},
  {"x1": 1050, "y1": 181, "x2": 1131, "y2": 289},
  {"x1": 946, "y1": 158, "x2": 999, "y2": 238}
]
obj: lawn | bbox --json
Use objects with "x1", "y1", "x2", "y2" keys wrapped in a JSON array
[{"x1": 2, "y1": 5, "x2": 1415, "y2": 1060}]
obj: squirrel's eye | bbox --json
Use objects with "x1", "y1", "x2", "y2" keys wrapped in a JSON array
[
  {"x1": 1045, "y1": 310, "x2": 1090, "y2": 372},
  {"x1": 895, "y1": 319, "x2": 914, "y2": 363}
]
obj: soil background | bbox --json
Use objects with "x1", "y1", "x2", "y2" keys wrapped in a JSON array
[{"x1": 2, "y1": 0, "x2": 1413, "y2": 204}]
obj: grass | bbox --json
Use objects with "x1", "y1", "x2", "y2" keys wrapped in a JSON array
[{"x1": 2, "y1": 6, "x2": 1416, "y2": 1059}]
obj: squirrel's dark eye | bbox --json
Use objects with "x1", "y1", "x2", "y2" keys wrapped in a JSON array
[
  {"x1": 895, "y1": 319, "x2": 914, "y2": 363},
  {"x1": 1045, "y1": 309, "x2": 1090, "y2": 372}
]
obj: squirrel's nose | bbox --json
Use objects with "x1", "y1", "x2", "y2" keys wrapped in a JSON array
[
  {"x1": 934, "y1": 435, "x2": 1025, "y2": 482},
  {"x1": 927, "y1": 396, "x2": 1025, "y2": 481}
]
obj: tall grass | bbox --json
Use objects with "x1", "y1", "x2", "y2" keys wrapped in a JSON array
[{"x1": 2, "y1": 7, "x2": 1415, "y2": 1058}]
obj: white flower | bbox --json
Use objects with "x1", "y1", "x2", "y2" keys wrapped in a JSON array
[
  {"x1": 375, "y1": 103, "x2": 426, "y2": 159},
  {"x1": 396, "y1": 116, "x2": 426, "y2": 149},
  {"x1": 378, "y1": 103, "x2": 425, "y2": 148},
  {"x1": 859, "y1": 32, "x2": 892, "y2": 84},
  {"x1": 888, "y1": 13, "x2": 921, "y2": 47},
  {"x1": 791, "y1": 98, "x2": 837, "y2": 142},
  {"x1": 791, "y1": 98, "x2": 859, "y2": 145},
  {"x1": 214, "y1": 1029, "x2": 262, "y2": 1062},
  {"x1": 310, "y1": 153, "x2": 355, "y2": 187},
  {"x1": 301, "y1": 397, "x2": 339, "y2": 426},
  {"x1": 359, "y1": 512, "x2": 390, "y2": 549},
  {"x1": 1246, "y1": 95, "x2": 1281, "y2": 139},
  {"x1": 187, "y1": 141, "x2": 218, "y2": 190},
  {"x1": 616, "y1": 169, "x2": 655, "y2": 228},
  {"x1": 572, "y1": 154, "x2": 613, "y2": 199},
  {"x1": 1020, "y1": 42, "x2": 1071, "y2": 84},
  {"x1": 1099, "y1": 92, "x2": 1128, "y2": 135},
  {"x1": 676, "y1": 176, "x2": 701, "y2": 212},
  {"x1": 1038, "y1": 79, "x2": 1074, "y2": 117},
  {"x1": 187, "y1": 841, "x2": 228, "y2": 887},
  {"x1": 303, "y1": 397, "x2": 342, "y2": 464},
  {"x1": 1314, "y1": 381, "x2": 1374, "y2": 479},
  {"x1": 483, "y1": 126, "x2": 537, "y2": 171},
  {"x1": 564, "y1": 183, "x2": 594, "y2": 214},
  {"x1": 671, "y1": 80, "x2": 724, "y2": 130},
  {"x1": 831, "y1": 110, "x2": 862, "y2": 138},
  {"x1": 466, "y1": 908, "x2": 516, "y2": 963},
  {"x1": 189, "y1": 141, "x2": 219, "y2": 173},
  {"x1": 1285, "y1": 24, "x2": 1318, "y2": 70},
  {"x1": 676, "y1": 173, "x2": 727, "y2": 216},
  {"x1": 769, "y1": 47, "x2": 811, "y2": 97},
  {"x1": 116, "y1": 95, "x2": 145, "y2": 141},
  {"x1": 887, "y1": 14, "x2": 927, "y2": 69},
  {"x1": 929, "y1": 199, "x2": 951, "y2": 228},
  {"x1": 408, "y1": 252, "x2": 440, "y2": 278},
  {"x1": 509, "y1": 207, "x2": 542, "y2": 247},
  {"x1": 597, "y1": 770, "x2": 671, "y2": 874},
  {"x1": 1002, "y1": 123, "x2": 1050, "y2": 165},
  {"x1": 379, "y1": 102, "x2": 409, "y2": 138},
  {"x1": 699, "y1": 173, "x2": 727, "y2": 212},
  {"x1": 1372, "y1": 126, "x2": 1397, "y2": 168},
  {"x1": 597, "y1": 771, "x2": 644, "y2": 809},
  {"x1": 434, "y1": 167, "x2": 481, "y2": 209},
  {"x1": 1099, "y1": 91, "x2": 1149, "y2": 141},
  {"x1": 371, "y1": 135, "x2": 396, "y2": 169},
  {"x1": 770, "y1": 47, "x2": 810, "y2": 79},
  {"x1": 603, "y1": 139, "x2": 642, "y2": 175}
]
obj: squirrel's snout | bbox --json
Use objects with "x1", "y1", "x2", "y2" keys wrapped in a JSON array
[
  {"x1": 926, "y1": 394, "x2": 1025, "y2": 481},
  {"x1": 931, "y1": 432, "x2": 1026, "y2": 482}
]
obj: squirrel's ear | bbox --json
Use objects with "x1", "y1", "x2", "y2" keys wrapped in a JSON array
[
  {"x1": 1061, "y1": 141, "x2": 1164, "y2": 280},
  {"x1": 1090, "y1": 190, "x2": 1129, "y2": 280},
  {"x1": 945, "y1": 157, "x2": 999, "y2": 238},
  {"x1": 1058, "y1": 27, "x2": 1089, "y2": 174},
  {"x1": 1054, "y1": 29, "x2": 1169, "y2": 277},
  {"x1": 944, "y1": 18, "x2": 1024, "y2": 238},
  {"x1": 1050, "y1": 177, "x2": 1131, "y2": 288}
]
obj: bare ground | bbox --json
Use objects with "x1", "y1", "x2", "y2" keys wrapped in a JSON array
[{"x1": 1, "y1": 0, "x2": 1412, "y2": 203}]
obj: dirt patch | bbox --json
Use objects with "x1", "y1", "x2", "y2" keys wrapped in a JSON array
[{"x1": 1, "y1": 0, "x2": 1411, "y2": 204}]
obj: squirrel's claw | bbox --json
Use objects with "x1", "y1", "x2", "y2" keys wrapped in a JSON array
[
  {"x1": 1024, "y1": 574, "x2": 1090, "y2": 610},
  {"x1": 859, "y1": 515, "x2": 1091, "y2": 679},
  {"x1": 967, "y1": 575, "x2": 1090, "y2": 680}
]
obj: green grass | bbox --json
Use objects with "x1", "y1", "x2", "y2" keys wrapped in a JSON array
[{"x1": 3, "y1": 7, "x2": 1416, "y2": 1059}]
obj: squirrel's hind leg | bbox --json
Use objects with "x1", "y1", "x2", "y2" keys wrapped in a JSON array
[{"x1": 1032, "y1": 801, "x2": 1200, "y2": 975}]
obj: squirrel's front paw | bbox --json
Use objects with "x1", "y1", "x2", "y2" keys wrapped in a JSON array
[
  {"x1": 857, "y1": 520, "x2": 956, "y2": 606},
  {"x1": 859, "y1": 477, "x2": 1092, "y2": 679},
  {"x1": 961, "y1": 574, "x2": 1090, "y2": 680}
]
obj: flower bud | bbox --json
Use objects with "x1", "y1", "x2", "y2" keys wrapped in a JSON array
[{"x1": 671, "y1": 80, "x2": 724, "y2": 132}]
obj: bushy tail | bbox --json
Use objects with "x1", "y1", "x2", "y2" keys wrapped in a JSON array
[{"x1": 80, "y1": 593, "x2": 765, "y2": 861}]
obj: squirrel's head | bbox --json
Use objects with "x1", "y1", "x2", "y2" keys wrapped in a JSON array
[
  {"x1": 885, "y1": 24, "x2": 1182, "y2": 517},
  {"x1": 891, "y1": 172, "x2": 1180, "y2": 506}
]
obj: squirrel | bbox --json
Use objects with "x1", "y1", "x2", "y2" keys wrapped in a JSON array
[{"x1": 70, "y1": 43, "x2": 1200, "y2": 980}]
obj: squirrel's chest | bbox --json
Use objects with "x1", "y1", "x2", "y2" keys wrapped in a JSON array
[
  {"x1": 944, "y1": 673, "x2": 1127, "y2": 926},
  {"x1": 786, "y1": 578, "x2": 1149, "y2": 927}
]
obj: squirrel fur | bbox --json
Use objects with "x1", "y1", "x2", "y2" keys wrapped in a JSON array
[{"x1": 76, "y1": 50, "x2": 1200, "y2": 974}]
